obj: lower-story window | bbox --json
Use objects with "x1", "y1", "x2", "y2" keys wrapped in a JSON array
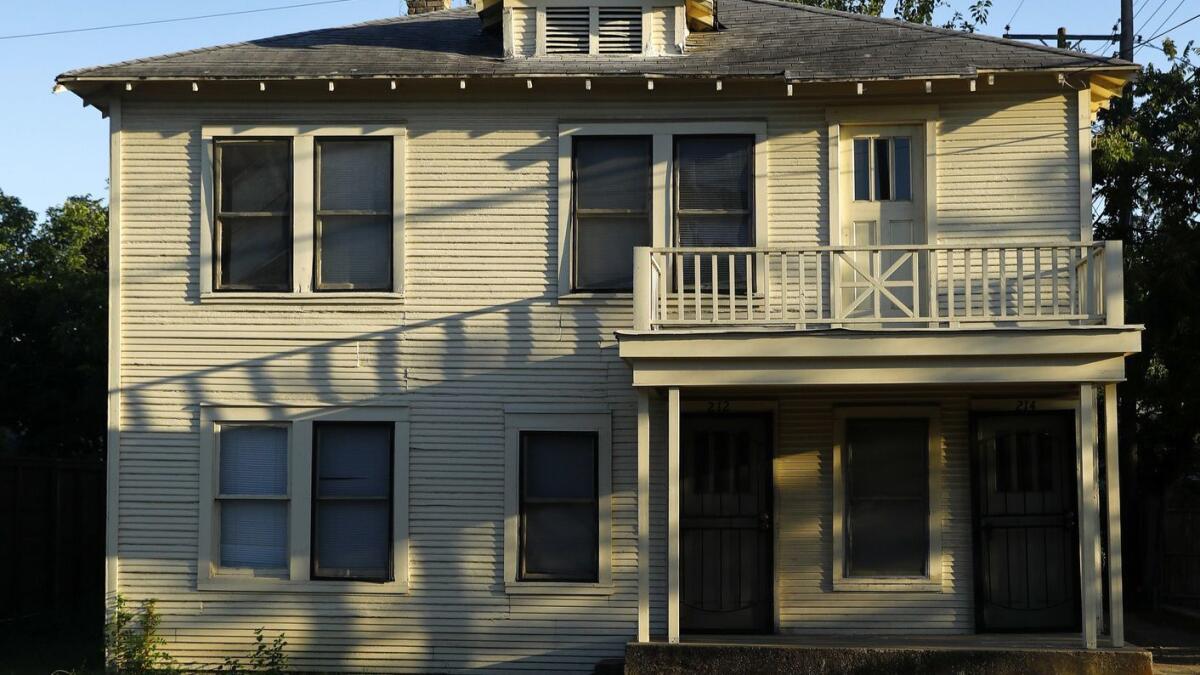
[
  {"x1": 833, "y1": 407, "x2": 943, "y2": 591},
  {"x1": 199, "y1": 405, "x2": 409, "y2": 592}
]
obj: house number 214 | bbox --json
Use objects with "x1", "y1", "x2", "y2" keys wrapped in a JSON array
[
  {"x1": 1016, "y1": 400, "x2": 1038, "y2": 411},
  {"x1": 707, "y1": 401, "x2": 732, "y2": 413}
]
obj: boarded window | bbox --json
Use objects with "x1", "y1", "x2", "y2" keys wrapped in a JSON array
[
  {"x1": 519, "y1": 431, "x2": 599, "y2": 581},
  {"x1": 598, "y1": 7, "x2": 642, "y2": 54},
  {"x1": 217, "y1": 425, "x2": 289, "y2": 571},
  {"x1": 572, "y1": 136, "x2": 652, "y2": 291},
  {"x1": 315, "y1": 138, "x2": 393, "y2": 291},
  {"x1": 214, "y1": 139, "x2": 292, "y2": 290},
  {"x1": 844, "y1": 418, "x2": 929, "y2": 577},
  {"x1": 312, "y1": 423, "x2": 393, "y2": 581},
  {"x1": 545, "y1": 7, "x2": 590, "y2": 54},
  {"x1": 675, "y1": 135, "x2": 755, "y2": 288}
]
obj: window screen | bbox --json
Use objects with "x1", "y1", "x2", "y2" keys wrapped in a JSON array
[
  {"x1": 214, "y1": 139, "x2": 292, "y2": 291},
  {"x1": 217, "y1": 425, "x2": 289, "y2": 571},
  {"x1": 844, "y1": 418, "x2": 929, "y2": 577},
  {"x1": 519, "y1": 431, "x2": 599, "y2": 581},
  {"x1": 312, "y1": 422, "x2": 393, "y2": 581},
  {"x1": 315, "y1": 138, "x2": 393, "y2": 291},
  {"x1": 572, "y1": 136, "x2": 652, "y2": 291},
  {"x1": 675, "y1": 135, "x2": 754, "y2": 288}
]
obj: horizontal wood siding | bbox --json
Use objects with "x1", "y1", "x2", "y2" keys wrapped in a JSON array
[{"x1": 115, "y1": 91, "x2": 1081, "y2": 671}]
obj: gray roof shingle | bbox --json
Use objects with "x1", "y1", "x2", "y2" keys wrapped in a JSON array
[{"x1": 57, "y1": 0, "x2": 1133, "y2": 83}]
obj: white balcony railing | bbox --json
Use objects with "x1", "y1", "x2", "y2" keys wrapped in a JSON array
[{"x1": 632, "y1": 242, "x2": 1125, "y2": 331}]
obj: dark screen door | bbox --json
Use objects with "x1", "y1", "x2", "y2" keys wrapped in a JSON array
[
  {"x1": 973, "y1": 412, "x2": 1080, "y2": 632},
  {"x1": 681, "y1": 413, "x2": 773, "y2": 634}
]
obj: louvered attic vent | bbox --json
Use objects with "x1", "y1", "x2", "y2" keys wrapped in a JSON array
[
  {"x1": 598, "y1": 8, "x2": 642, "y2": 54},
  {"x1": 542, "y1": 6, "x2": 644, "y2": 55},
  {"x1": 545, "y1": 7, "x2": 590, "y2": 54}
]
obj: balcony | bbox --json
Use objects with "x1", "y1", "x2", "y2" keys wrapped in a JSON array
[{"x1": 632, "y1": 242, "x2": 1126, "y2": 332}]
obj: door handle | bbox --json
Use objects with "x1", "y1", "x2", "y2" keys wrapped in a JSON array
[{"x1": 758, "y1": 513, "x2": 772, "y2": 531}]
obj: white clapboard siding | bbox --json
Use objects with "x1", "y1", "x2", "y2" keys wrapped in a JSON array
[
  {"x1": 115, "y1": 91, "x2": 1083, "y2": 672},
  {"x1": 511, "y1": 8, "x2": 537, "y2": 57}
]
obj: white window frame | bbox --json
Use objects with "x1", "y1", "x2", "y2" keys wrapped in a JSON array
[
  {"x1": 832, "y1": 406, "x2": 944, "y2": 592},
  {"x1": 199, "y1": 125, "x2": 406, "y2": 301},
  {"x1": 503, "y1": 406, "x2": 613, "y2": 595},
  {"x1": 556, "y1": 121, "x2": 769, "y2": 298},
  {"x1": 198, "y1": 404, "x2": 410, "y2": 593}
]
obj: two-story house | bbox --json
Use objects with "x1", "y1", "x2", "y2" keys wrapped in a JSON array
[{"x1": 58, "y1": 0, "x2": 1148, "y2": 672}]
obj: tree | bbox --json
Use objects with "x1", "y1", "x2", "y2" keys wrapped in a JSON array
[
  {"x1": 0, "y1": 190, "x2": 108, "y2": 455},
  {"x1": 1093, "y1": 41, "x2": 1200, "y2": 605},
  {"x1": 789, "y1": 0, "x2": 992, "y2": 32}
]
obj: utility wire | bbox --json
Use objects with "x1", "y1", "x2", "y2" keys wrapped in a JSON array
[
  {"x1": 1134, "y1": 0, "x2": 1154, "y2": 19},
  {"x1": 1137, "y1": 10, "x2": 1200, "y2": 52},
  {"x1": 1139, "y1": 0, "x2": 1173, "y2": 36},
  {"x1": 1143, "y1": 0, "x2": 1190, "y2": 46},
  {"x1": 0, "y1": 0, "x2": 365, "y2": 41},
  {"x1": 1004, "y1": 0, "x2": 1028, "y2": 31}
]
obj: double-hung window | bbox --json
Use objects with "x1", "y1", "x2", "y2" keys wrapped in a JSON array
[
  {"x1": 200, "y1": 406, "x2": 409, "y2": 593},
  {"x1": 203, "y1": 126, "x2": 405, "y2": 297},
  {"x1": 571, "y1": 136, "x2": 652, "y2": 292},
  {"x1": 833, "y1": 408, "x2": 943, "y2": 591},
  {"x1": 675, "y1": 135, "x2": 755, "y2": 289},
  {"x1": 504, "y1": 411, "x2": 612, "y2": 593},
  {"x1": 214, "y1": 139, "x2": 293, "y2": 291}
]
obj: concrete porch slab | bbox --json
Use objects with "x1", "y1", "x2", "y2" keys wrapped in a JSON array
[{"x1": 625, "y1": 638, "x2": 1153, "y2": 675}]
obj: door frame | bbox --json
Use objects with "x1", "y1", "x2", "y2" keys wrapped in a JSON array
[
  {"x1": 678, "y1": 404, "x2": 777, "y2": 635},
  {"x1": 968, "y1": 408, "x2": 1082, "y2": 633}
]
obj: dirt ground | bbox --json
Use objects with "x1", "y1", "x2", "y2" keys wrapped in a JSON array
[{"x1": 1128, "y1": 610, "x2": 1200, "y2": 675}]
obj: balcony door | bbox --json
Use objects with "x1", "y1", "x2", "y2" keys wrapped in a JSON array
[{"x1": 838, "y1": 125, "x2": 926, "y2": 320}]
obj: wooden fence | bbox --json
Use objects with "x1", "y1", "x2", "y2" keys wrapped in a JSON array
[{"x1": 0, "y1": 455, "x2": 104, "y2": 627}]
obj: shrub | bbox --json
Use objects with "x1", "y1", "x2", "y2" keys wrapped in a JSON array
[{"x1": 104, "y1": 596, "x2": 177, "y2": 674}]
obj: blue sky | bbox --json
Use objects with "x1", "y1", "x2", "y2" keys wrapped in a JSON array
[{"x1": 1, "y1": 0, "x2": 1195, "y2": 215}]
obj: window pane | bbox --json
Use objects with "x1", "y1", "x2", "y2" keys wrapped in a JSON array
[
  {"x1": 894, "y1": 137, "x2": 912, "y2": 201},
  {"x1": 319, "y1": 139, "x2": 392, "y2": 212},
  {"x1": 853, "y1": 139, "x2": 870, "y2": 201},
  {"x1": 218, "y1": 140, "x2": 291, "y2": 213},
  {"x1": 219, "y1": 426, "x2": 287, "y2": 495},
  {"x1": 676, "y1": 136, "x2": 752, "y2": 212},
  {"x1": 315, "y1": 501, "x2": 390, "y2": 578},
  {"x1": 316, "y1": 423, "x2": 391, "y2": 498},
  {"x1": 846, "y1": 418, "x2": 927, "y2": 500},
  {"x1": 677, "y1": 214, "x2": 753, "y2": 248},
  {"x1": 317, "y1": 215, "x2": 391, "y2": 289},
  {"x1": 220, "y1": 500, "x2": 287, "y2": 569},
  {"x1": 219, "y1": 216, "x2": 290, "y2": 289},
  {"x1": 848, "y1": 499, "x2": 926, "y2": 576},
  {"x1": 874, "y1": 138, "x2": 891, "y2": 201},
  {"x1": 575, "y1": 217, "x2": 647, "y2": 291},
  {"x1": 574, "y1": 137, "x2": 650, "y2": 212},
  {"x1": 523, "y1": 503, "x2": 597, "y2": 580},
  {"x1": 522, "y1": 431, "x2": 596, "y2": 500}
]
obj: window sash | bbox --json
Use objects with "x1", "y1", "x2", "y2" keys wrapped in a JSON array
[
  {"x1": 215, "y1": 422, "x2": 290, "y2": 573},
  {"x1": 518, "y1": 431, "x2": 599, "y2": 582},
  {"x1": 672, "y1": 135, "x2": 755, "y2": 245},
  {"x1": 571, "y1": 135, "x2": 652, "y2": 292},
  {"x1": 311, "y1": 421, "x2": 395, "y2": 582},
  {"x1": 213, "y1": 138, "x2": 294, "y2": 291},
  {"x1": 313, "y1": 138, "x2": 394, "y2": 291}
]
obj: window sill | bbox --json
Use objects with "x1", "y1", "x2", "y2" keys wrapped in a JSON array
[
  {"x1": 557, "y1": 292, "x2": 633, "y2": 306},
  {"x1": 199, "y1": 575, "x2": 409, "y2": 594},
  {"x1": 504, "y1": 582, "x2": 614, "y2": 596},
  {"x1": 832, "y1": 577, "x2": 943, "y2": 593},
  {"x1": 200, "y1": 291, "x2": 404, "y2": 305}
]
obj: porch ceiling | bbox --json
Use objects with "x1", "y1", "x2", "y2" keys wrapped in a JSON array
[{"x1": 616, "y1": 326, "x2": 1142, "y2": 388}]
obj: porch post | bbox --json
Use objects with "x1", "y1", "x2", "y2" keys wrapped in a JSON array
[
  {"x1": 1104, "y1": 383, "x2": 1125, "y2": 646},
  {"x1": 1077, "y1": 384, "x2": 1101, "y2": 649},
  {"x1": 637, "y1": 390, "x2": 651, "y2": 643},
  {"x1": 667, "y1": 387, "x2": 681, "y2": 644}
]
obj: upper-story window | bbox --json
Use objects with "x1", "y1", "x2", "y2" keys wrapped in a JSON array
[
  {"x1": 202, "y1": 126, "x2": 405, "y2": 298},
  {"x1": 542, "y1": 6, "x2": 644, "y2": 56},
  {"x1": 853, "y1": 136, "x2": 912, "y2": 202},
  {"x1": 571, "y1": 136, "x2": 652, "y2": 292},
  {"x1": 214, "y1": 139, "x2": 293, "y2": 291}
]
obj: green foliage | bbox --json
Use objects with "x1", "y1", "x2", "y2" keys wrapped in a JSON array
[
  {"x1": 216, "y1": 628, "x2": 289, "y2": 674},
  {"x1": 786, "y1": 0, "x2": 991, "y2": 31},
  {"x1": 1094, "y1": 42, "x2": 1200, "y2": 493},
  {"x1": 0, "y1": 190, "x2": 107, "y2": 456},
  {"x1": 104, "y1": 596, "x2": 177, "y2": 674}
]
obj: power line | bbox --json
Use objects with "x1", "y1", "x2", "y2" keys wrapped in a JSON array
[
  {"x1": 1005, "y1": 0, "x2": 1028, "y2": 31},
  {"x1": 1139, "y1": 0, "x2": 1173, "y2": 34},
  {"x1": 0, "y1": 0, "x2": 366, "y2": 41},
  {"x1": 1137, "y1": 10, "x2": 1200, "y2": 51},
  {"x1": 1134, "y1": 0, "x2": 1154, "y2": 19},
  {"x1": 1143, "y1": 0, "x2": 1189, "y2": 45}
]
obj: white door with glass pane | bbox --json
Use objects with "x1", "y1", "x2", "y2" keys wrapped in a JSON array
[{"x1": 838, "y1": 125, "x2": 925, "y2": 320}]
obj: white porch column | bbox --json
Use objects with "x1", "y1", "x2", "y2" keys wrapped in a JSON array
[
  {"x1": 667, "y1": 387, "x2": 681, "y2": 644},
  {"x1": 1077, "y1": 384, "x2": 1102, "y2": 649},
  {"x1": 1104, "y1": 383, "x2": 1125, "y2": 647},
  {"x1": 637, "y1": 390, "x2": 651, "y2": 643}
]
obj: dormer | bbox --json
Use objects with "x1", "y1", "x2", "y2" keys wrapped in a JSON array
[{"x1": 476, "y1": 0, "x2": 716, "y2": 58}]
